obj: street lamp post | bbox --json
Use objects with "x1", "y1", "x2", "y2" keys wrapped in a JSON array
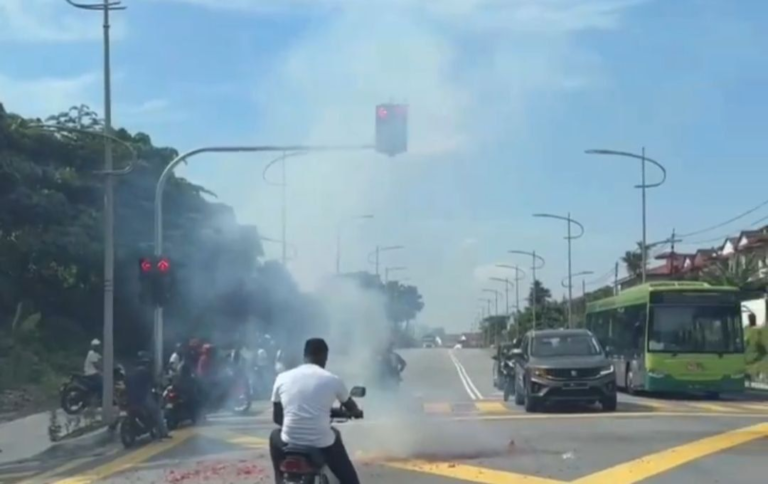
[
  {"x1": 561, "y1": 271, "x2": 594, "y2": 325},
  {"x1": 483, "y1": 288, "x2": 500, "y2": 315},
  {"x1": 533, "y1": 213, "x2": 585, "y2": 328},
  {"x1": 508, "y1": 250, "x2": 546, "y2": 329},
  {"x1": 336, "y1": 215, "x2": 374, "y2": 274},
  {"x1": 369, "y1": 245, "x2": 404, "y2": 278},
  {"x1": 585, "y1": 148, "x2": 667, "y2": 283},
  {"x1": 496, "y1": 264, "x2": 526, "y2": 320},
  {"x1": 385, "y1": 266, "x2": 407, "y2": 283},
  {"x1": 64, "y1": 0, "x2": 126, "y2": 426},
  {"x1": 489, "y1": 277, "x2": 514, "y2": 315},
  {"x1": 262, "y1": 152, "x2": 308, "y2": 265},
  {"x1": 260, "y1": 235, "x2": 299, "y2": 261}
]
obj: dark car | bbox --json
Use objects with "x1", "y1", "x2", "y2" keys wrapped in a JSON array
[{"x1": 511, "y1": 329, "x2": 617, "y2": 412}]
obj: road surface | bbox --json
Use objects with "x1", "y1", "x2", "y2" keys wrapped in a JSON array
[{"x1": 1, "y1": 348, "x2": 767, "y2": 483}]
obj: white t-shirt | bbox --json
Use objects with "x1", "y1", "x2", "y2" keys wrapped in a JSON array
[
  {"x1": 271, "y1": 363, "x2": 350, "y2": 448},
  {"x1": 256, "y1": 348, "x2": 270, "y2": 367},
  {"x1": 84, "y1": 350, "x2": 101, "y2": 376}
]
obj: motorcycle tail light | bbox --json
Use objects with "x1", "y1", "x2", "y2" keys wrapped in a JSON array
[{"x1": 280, "y1": 457, "x2": 313, "y2": 474}]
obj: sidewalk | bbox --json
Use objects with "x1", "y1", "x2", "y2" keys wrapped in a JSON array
[
  {"x1": 0, "y1": 409, "x2": 112, "y2": 466},
  {"x1": 0, "y1": 411, "x2": 55, "y2": 465}
]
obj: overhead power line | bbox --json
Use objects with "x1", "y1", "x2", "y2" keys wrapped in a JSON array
[{"x1": 677, "y1": 196, "x2": 768, "y2": 239}]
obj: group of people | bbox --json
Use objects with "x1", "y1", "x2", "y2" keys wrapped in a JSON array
[{"x1": 82, "y1": 334, "x2": 406, "y2": 483}]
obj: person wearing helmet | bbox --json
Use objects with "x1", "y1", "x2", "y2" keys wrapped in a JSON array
[
  {"x1": 125, "y1": 351, "x2": 170, "y2": 439},
  {"x1": 83, "y1": 339, "x2": 103, "y2": 397}
]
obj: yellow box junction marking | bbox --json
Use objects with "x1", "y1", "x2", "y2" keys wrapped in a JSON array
[
  {"x1": 17, "y1": 457, "x2": 96, "y2": 484},
  {"x1": 51, "y1": 428, "x2": 194, "y2": 484},
  {"x1": 387, "y1": 461, "x2": 564, "y2": 484},
  {"x1": 572, "y1": 422, "x2": 768, "y2": 484},
  {"x1": 686, "y1": 402, "x2": 739, "y2": 413},
  {"x1": 384, "y1": 422, "x2": 768, "y2": 484}
]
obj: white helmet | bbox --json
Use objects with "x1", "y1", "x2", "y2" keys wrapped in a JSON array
[{"x1": 91, "y1": 339, "x2": 101, "y2": 346}]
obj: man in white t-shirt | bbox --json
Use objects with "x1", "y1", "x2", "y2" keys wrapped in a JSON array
[
  {"x1": 269, "y1": 338, "x2": 362, "y2": 484},
  {"x1": 83, "y1": 339, "x2": 103, "y2": 396}
]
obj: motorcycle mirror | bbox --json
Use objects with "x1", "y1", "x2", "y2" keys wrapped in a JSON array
[{"x1": 350, "y1": 386, "x2": 366, "y2": 398}]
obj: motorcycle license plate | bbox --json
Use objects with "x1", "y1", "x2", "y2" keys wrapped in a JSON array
[{"x1": 165, "y1": 404, "x2": 174, "y2": 410}]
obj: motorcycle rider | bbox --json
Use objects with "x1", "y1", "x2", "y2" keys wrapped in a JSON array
[
  {"x1": 83, "y1": 339, "x2": 103, "y2": 398},
  {"x1": 168, "y1": 343, "x2": 184, "y2": 375},
  {"x1": 381, "y1": 342, "x2": 406, "y2": 380},
  {"x1": 270, "y1": 338, "x2": 363, "y2": 484},
  {"x1": 125, "y1": 351, "x2": 171, "y2": 440}
]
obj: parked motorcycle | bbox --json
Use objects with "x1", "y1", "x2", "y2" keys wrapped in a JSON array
[
  {"x1": 60, "y1": 366, "x2": 126, "y2": 415},
  {"x1": 163, "y1": 383, "x2": 198, "y2": 430},
  {"x1": 278, "y1": 387, "x2": 366, "y2": 484}
]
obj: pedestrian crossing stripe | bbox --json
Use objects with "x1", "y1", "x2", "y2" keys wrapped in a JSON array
[{"x1": 420, "y1": 400, "x2": 768, "y2": 415}]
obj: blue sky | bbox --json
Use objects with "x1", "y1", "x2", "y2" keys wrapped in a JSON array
[{"x1": 2, "y1": 0, "x2": 768, "y2": 331}]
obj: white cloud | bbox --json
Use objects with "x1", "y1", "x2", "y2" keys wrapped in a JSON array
[
  {"x1": 174, "y1": 0, "x2": 645, "y2": 331},
  {"x1": 0, "y1": 72, "x2": 100, "y2": 117},
  {"x1": 0, "y1": 0, "x2": 127, "y2": 43}
]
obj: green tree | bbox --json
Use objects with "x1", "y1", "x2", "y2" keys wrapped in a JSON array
[
  {"x1": 621, "y1": 242, "x2": 647, "y2": 279},
  {"x1": 702, "y1": 254, "x2": 760, "y2": 289}
]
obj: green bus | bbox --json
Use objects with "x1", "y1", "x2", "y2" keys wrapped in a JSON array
[{"x1": 585, "y1": 281, "x2": 745, "y2": 396}]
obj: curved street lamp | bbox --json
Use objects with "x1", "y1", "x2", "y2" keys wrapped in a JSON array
[
  {"x1": 496, "y1": 264, "x2": 526, "y2": 318},
  {"x1": 482, "y1": 288, "x2": 501, "y2": 315},
  {"x1": 508, "y1": 250, "x2": 546, "y2": 329},
  {"x1": 262, "y1": 151, "x2": 308, "y2": 264},
  {"x1": 368, "y1": 245, "x2": 404, "y2": 277},
  {"x1": 533, "y1": 213, "x2": 585, "y2": 328},
  {"x1": 585, "y1": 148, "x2": 667, "y2": 283}
]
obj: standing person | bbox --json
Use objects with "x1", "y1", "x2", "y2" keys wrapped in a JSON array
[
  {"x1": 269, "y1": 338, "x2": 363, "y2": 484},
  {"x1": 168, "y1": 343, "x2": 184, "y2": 375},
  {"x1": 83, "y1": 339, "x2": 103, "y2": 398}
]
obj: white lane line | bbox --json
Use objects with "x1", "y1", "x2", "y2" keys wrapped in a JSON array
[{"x1": 449, "y1": 351, "x2": 483, "y2": 400}]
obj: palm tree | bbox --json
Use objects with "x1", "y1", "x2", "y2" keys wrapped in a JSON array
[
  {"x1": 702, "y1": 253, "x2": 760, "y2": 288},
  {"x1": 621, "y1": 242, "x2": 647, "y2": 278}
]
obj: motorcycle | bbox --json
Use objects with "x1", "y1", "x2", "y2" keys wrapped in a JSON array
[
  {"x1": 60, "y1": 366, "x2": 126, "y2": 415},
  {"x1": 162, "y1": 382, "x2": 198, "y2": 430},
  {"x1": 500, "y1": 359, "x2": 516, "y2": 402},
  {"x1": 279, "y1": 386, "x2": 366, "y2": 484},
  {"x1": 119, "y1": 388, "x2": 160, "y2": 449},
  {"x1": 204, "y1": 365, "x2": 252, "y2": 414}
]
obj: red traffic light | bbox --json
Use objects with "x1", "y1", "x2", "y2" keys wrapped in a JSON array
[
  {"x1": 140, "y1": 258, "x2": 153, "y2": 273},
  {"x1": 377, "y1": 106, "x2": 388, "y2": 118},
  {"x1": 157, "y1": 258, "x2": 170, "y2": 273}
]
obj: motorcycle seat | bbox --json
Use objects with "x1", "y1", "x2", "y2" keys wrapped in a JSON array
[{"x1": 283, "y1": 445, "x2": 325, "y2": 468}]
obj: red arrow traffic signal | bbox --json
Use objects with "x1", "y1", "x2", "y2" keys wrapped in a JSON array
[
  {"x1": 139, "y1": 258, "x2": 153, "y2": 273},
  {"x1": 157, "y1": 258, "x2": 170, "y2": 273}
]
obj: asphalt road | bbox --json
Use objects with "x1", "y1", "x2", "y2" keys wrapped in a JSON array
[{"x1": 1, "y1": 348, "x2": 767, "y2": 484}]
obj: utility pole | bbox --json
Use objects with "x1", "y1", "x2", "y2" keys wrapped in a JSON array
[
  {"x1": 66, "y1": 0, "x2": 124, "y2": 426},
  {"x1": 281, "y1": 152, "x2": 287, "y2": 265}
]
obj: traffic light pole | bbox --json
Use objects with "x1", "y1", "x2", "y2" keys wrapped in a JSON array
[{"x1": 152, "y1": 144, "x2": 375, "y2": 377}]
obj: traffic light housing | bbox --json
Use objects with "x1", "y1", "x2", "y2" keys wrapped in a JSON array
[
  {"x1": 375, "y1": 103, "x2": 408, "y2": 157},
  {"x1": 137, "y1": 256, "x2": 174, "y2": 306}
]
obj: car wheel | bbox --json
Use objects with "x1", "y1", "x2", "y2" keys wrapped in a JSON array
[
  {"x1": 524, "y1": 383, "x2": 539, "y2": 413},
  {"x1": 514, "y1": 378, "x2": 525, "y2": 405},
  {"x1": 601, "y1": 395, "x2": 618, "y2": 412}
]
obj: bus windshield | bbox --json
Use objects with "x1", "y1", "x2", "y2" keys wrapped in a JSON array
[{"x1": 648, "y1": 304, "x2": 743, "y2": 354}]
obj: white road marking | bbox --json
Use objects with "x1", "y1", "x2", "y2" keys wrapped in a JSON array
[{"x1": 449, "y1": 351, "x2": 483, "y2": 400}]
